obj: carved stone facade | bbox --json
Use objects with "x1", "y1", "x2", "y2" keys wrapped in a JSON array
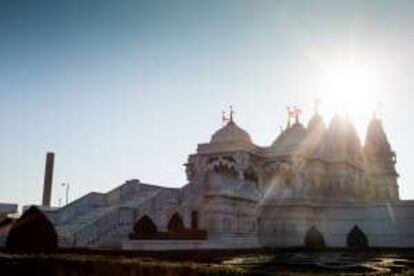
[{"x1": 41, "y1": 109, "x2": 414, "y2": 250}]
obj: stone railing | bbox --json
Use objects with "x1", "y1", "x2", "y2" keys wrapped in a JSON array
[
  {"x1": 58, "y1": 183, "x2": 179, "y2": 247},
  {"x1": 73, "y1": 187, "x2": 183, "y2": 247},
  {"x1": 46, "y1": 192, "x2": 107, "y2": 225}
]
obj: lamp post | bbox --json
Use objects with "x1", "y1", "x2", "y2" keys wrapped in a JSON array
[{"x1": 61, "y1": 182, "x2": 70, "y2": 205}]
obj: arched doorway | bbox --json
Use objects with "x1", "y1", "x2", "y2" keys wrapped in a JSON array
[
  {"x1": 7, "y1": 206, "x2": 57, "y2": 251},
  {"x1": 133, "y1": 215, "x2": 157, "y2": 234},
  {"x1": 168, "y1": 213, "x2": 185, "y2": 232},
  {"x1": 191, "y1": 211, "x2": 199, "y2": 231},
  {"x1": 304, "y1": 226, "x2": 326, "y2": 250},
  {"x1": 347, "y1": 225, "x2": 369, "y2": 249}
]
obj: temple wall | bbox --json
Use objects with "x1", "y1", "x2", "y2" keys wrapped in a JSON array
[{"x1": 259, "y1": 201, "x2": 414, "y2": 248}]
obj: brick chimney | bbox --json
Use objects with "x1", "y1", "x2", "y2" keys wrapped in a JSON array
[{"x1": 42, "y1": 152, "x2": 55, "y2": 207}]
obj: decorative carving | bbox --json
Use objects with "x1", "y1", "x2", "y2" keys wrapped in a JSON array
[
  {"x1": 206, "y1": 156, "x2": 238, "y2": 178},
  {"x1": 185, "y1": 154, "x2": 208, "y2": 181}
]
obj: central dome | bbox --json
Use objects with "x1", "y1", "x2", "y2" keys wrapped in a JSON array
[
  {"x1": 324, "y1": 114, "x2": 362, "y2": 158},
  {"x1": 210, "y1": 121, "x2": 252, "y2": 144}
]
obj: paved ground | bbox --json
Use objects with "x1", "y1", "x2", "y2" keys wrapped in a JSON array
[
  {"x1": 1, "y1": 250, "x2": 414, "y2": 275},
  {"x1": 222, "y1": 251, "x2": 414, "y2": 275}
]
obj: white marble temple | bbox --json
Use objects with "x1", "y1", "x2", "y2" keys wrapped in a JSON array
[{"x1": 42, "y1": 108, "x2": 414, "y2": 250}]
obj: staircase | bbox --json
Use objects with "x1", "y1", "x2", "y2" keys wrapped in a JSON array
[{"x1": 49, "y1": 181, "x2": 180, "y2": 248}]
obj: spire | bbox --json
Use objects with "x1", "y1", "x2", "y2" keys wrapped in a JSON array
[
  {"x1": 308, "y1": 99, "x2": 325, "y2": 130},
  {"x1": 365, "y1": 116, "x2": 392, "y2": 157},
  {"x1": 306, "y1": 100, "x2": 326, "y2": 157},
  {"x1": 325, "y1": 114, "x2": 361, "y2": 159},
  {"x1": 364, "y1": 109, "x2": 399, "y2": 202}
]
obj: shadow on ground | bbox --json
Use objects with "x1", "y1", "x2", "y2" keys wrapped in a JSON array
[{"x1": 2, "y1": 250, "x2": 414, "y2": 275}]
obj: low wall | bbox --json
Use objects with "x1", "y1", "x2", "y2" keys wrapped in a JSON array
[{"x1": 122, "y1": 236, "x2": 261, "y2": 251}]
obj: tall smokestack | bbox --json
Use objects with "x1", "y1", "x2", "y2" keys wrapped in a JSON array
[{"x1": 42, "y1": 152, "x2": 55, "y2": 207}]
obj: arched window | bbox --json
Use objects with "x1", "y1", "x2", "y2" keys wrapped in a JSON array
[
  {"x1": 133, "y1": 215, "x2": 157, "y2": 234},
  {"x1": 347, "y1": 225, "x2": 369, "y2": 249},
  {"x1": 304, "y1": 226, "x2": 326, "y2": 250},
  {"x1": 168, "y1": 213, "x2": 185, "y2": 232}
]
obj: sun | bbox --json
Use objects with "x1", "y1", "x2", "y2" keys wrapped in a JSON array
[{"x1": 317, "y1": 59, "x2": 382, "y2": 122}]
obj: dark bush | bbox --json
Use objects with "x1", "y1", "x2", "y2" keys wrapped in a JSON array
[
  {"x1": 304, "y1": 226, "x2": 326, "y2": 250},
  {"x1": 133, "y1": 215, "x2": 157, "y2": 234},
  {"x1": 168, "y1": 213, "x2": 185, "y2": 233},
  {"x1": 6, "y1": 206, "x2": 57, "y2": 251},
  {"x1": 347, "y1": 225, "x2": 369, "y2": 249}
]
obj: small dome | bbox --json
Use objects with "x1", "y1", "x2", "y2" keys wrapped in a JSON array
[
  {"x1": 271, "y1": 123, "x2": 307, "y2": 155},
  {"x1": 210, "y1": 121, "x2": 252, "y2": 144}
]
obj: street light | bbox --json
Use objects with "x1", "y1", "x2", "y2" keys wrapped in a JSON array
[{"x1": 61, "y1": 182, "x2": 70, "y2": 205}]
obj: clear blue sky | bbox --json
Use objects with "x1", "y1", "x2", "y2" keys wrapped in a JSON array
[{"x1": 1, "y1": 0, "x2": 414, "y2": 207}]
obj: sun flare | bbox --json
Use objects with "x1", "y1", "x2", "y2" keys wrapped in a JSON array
[{"x1": 315, "y1": 57, "x2": 384, "y2": 124}]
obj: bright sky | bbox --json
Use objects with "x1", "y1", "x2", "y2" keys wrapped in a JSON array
[{"x1": 1, "y1": 0, "x2": 414, "y2": 207}]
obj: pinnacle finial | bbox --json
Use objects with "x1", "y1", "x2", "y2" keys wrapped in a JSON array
[
  {"x1": 229, "y1": 105, "x2": 234, "y2": 122},
  {"x1": 295, "y1": 106, "x2": 301, "y2": 124},
  {"x1": 287, "y1": 106, "x2": 292, "y2": 128},
  {"x1": 222, "y1": 111, "x2": 228, "y2": 126},
  {"x1": 287, "y1": 105, "x2": 302, "y2": 126},
  {"x1": 221, "y1": 106, "x2": 235, "y2": 125}
]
